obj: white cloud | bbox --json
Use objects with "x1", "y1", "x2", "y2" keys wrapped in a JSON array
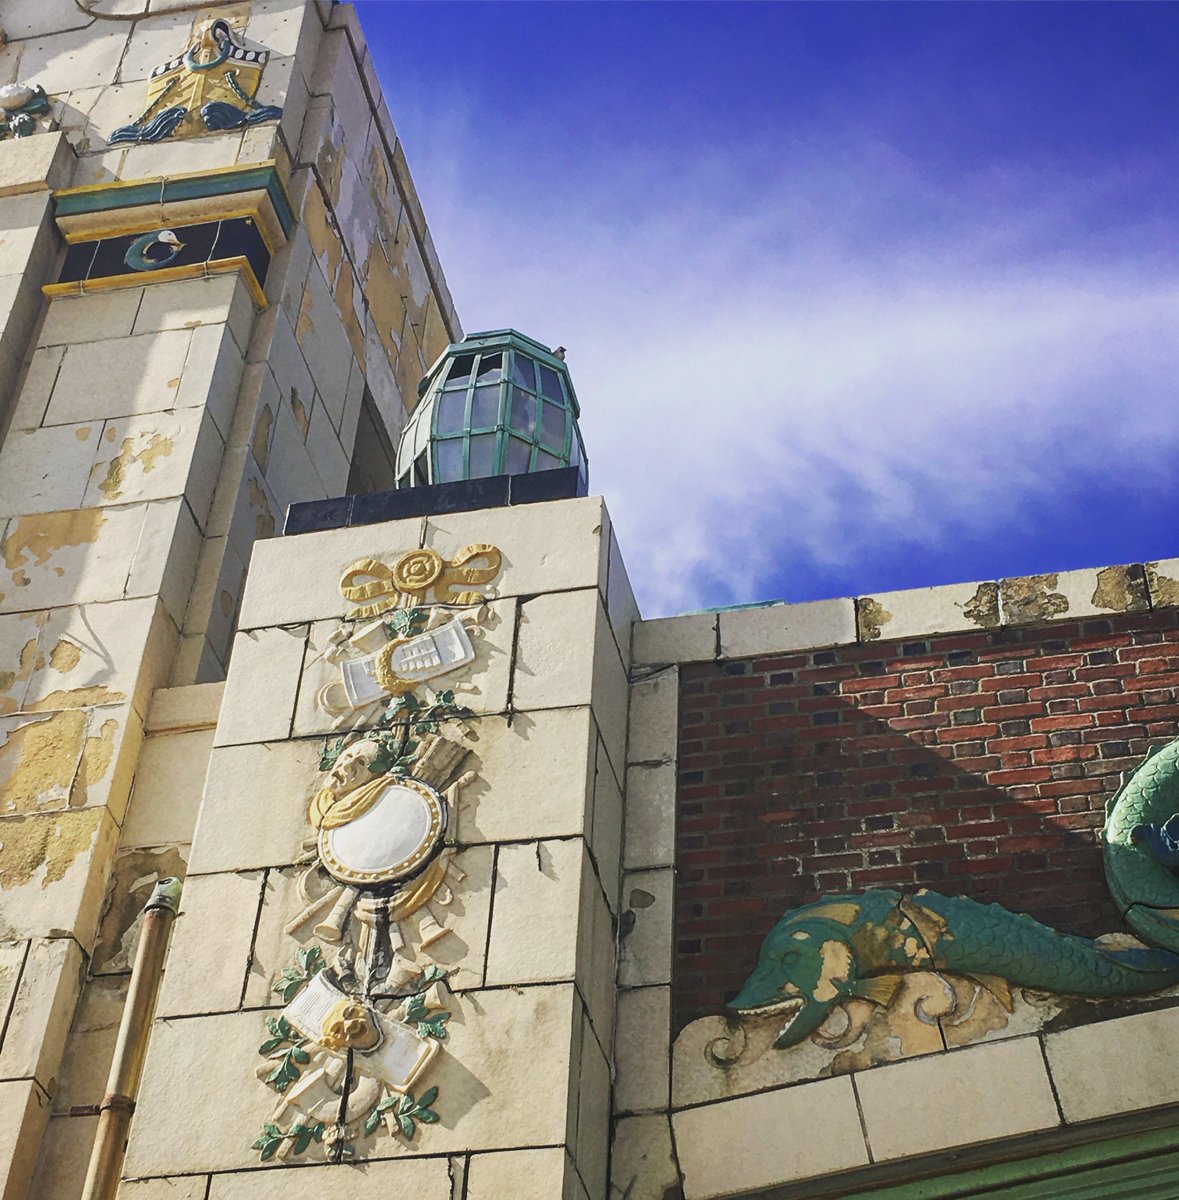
[{"x1": 398, "y1": 110, "x2": 1179, "y2": 616}]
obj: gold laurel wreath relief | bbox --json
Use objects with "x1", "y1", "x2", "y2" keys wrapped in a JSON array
[{"x1": 338, "y1": 544, "x2": 503, "y2": 617}]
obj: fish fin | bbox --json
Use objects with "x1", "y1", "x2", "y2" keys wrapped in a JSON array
[
  {"x1": 965, "y1": 973, "x2": 1014, "y2": 1012},
  {"x1": 847, "y1": 975, "x2": 902, "y2": 1008},
  {"x1": 805, "y1": 902, "x2": 862, "y2": 926}
]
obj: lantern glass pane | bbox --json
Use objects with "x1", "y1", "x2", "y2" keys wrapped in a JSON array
[
  {"x1": 436, "y1": 391, "x2": 467, "y2": 435},
  {"x1": 509, "y1": 387, "x2": 537, "y2": 437},
  {"x1": 538, "y1": 364, "x2": 563, "y2": 402},
  {"x1": 436, "y1": 439, "x2": 464, "y2": 482},
  {"x1": 476, "y1": 352, "x2": 503, "y2": 382},
  {"x1": 511, "y1": 353, "x2": 535, "y2": 391},
  {"x1": 470, "y1": 385, "x2": 500, "y2": 430},
  {"x1": 469, "y1": 433, "x2": 497, "y2": 477},
  {"x1": 446, "y1": 354, "x2": 475, "y2": 386},
  {"x1": 534, "y1": 449, "x2": 561, "y2": 472},
  {"x1": 506, "y1": 436, "x2": 532, "y2": 474},
  {"x1": 540, "y1": 401, "x2": 566, "y2": 451}
]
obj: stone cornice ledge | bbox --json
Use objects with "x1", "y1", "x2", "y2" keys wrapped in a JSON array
[{"x1": 632, "y1": 557, "x2": 1179, "y2": 668}]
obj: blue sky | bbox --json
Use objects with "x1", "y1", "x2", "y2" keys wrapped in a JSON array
[{"x1": 364, "y1": 2, "x2": 1179, "y2": 617}]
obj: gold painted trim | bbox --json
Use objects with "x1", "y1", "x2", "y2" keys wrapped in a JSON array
[
  {"x1": 53, "y1": 159, "x2": 281, "y2": 199},
  {"x1": 43, "y1": 256, "x2": 267, "y2": 310},
  {"x1": 62, "y1": 205, "x2": 281, "y2": 256},
  {"x1": 317, "y1": 777, "x2": 447, "y2": 887}
]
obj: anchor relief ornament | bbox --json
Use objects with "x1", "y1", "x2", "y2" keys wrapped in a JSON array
[{"x1": 252, "y1": 543, "x2": 502, "y2": 1163}]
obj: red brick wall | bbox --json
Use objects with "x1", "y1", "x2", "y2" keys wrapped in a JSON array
[{"x1": 673, "y1": 609, "x2": 1179, "y2": 1034}]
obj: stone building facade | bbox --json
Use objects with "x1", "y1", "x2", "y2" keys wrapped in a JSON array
[{"x1": 1, "y1": 3, "x2": 1178, "y2": 1199}]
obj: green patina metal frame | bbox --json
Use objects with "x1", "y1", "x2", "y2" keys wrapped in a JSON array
[
  {"x1": 836, "y1": 1124, "x2": 1179, "y2": 1199},
  {"x1": 396, "y1": 329, "x2": 587, "y2": 488}
]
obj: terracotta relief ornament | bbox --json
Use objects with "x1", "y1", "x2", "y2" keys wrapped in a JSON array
[
  {"x1": 110, "y1": 18, "x2": 282, "y2": 145},
  {"x1": 252, "y1": 544, "x2": 502, "y2": 1163},
  {"x1": 0, "y1": 84, "x2": 51, "y2": 139}
]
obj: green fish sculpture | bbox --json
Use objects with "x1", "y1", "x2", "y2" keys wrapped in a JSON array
[{"x1": 731, "y1": 736, "x2": 1179, "y2": 1048}]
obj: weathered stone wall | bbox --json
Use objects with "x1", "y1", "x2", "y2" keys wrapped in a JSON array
[
  {"x1": 116, "y1": 497, "x2": 633, "y2": 1198},
  {"x1": 0, "y1": 4, "x2": 463, "y2": 1196}
]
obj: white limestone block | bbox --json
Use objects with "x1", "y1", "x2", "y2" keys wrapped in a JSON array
[
  {"x1": 156, "y1": 870, "x2": 266, "y2": 1018},
  {"x1": 0, "y1": 1080, "x2": 49, "y2": 1200},
  {"x1": 186, "y1": 738, "x2": 322, "y2": 875},
  {"x1": 856, "y1": 1035, "x2": 1060, "y2": 1160},
  {"x1": 618, "y1": 868, "x2": 673, "y2": 988},
  {"x1": 632, "y1": 612, "x2": 715, "y2": 666},
  {"x1": 485, "y1": 838, "x2": 585, "y2": 987},
  {"x1": 18, "y1": 24, "x2": 129, "y2": 94},
  {"x1": 46, "y1": 328, "x2": 192, "y2": 425},
  {"x1": 623, "y1": 762, "x2": 675, "y2": 870},
  {"x1": 590, "y1": 735, "x2": 623, "y2": 910},
  {"x1": 207, "y1": 1158, "x2": 452, "y2": 1199},
  {"x1": 6, "y1": 345, "x2": 64, "y2": 430},
  {"x1": 38, "y1": 288, "x2": 142, "y2": 347},
  {"x1": 610, "y1": 1113, "x2": 681, "y2": 1200},
  {"x1": 513, "y1": 588, "x2": 599, "y2": 714},
  {"x1": 857, "y1": 579, "x2": 1000, "y2": 643},
  {"x1": 467, "y1": 1148, "x2": 568, "y2": 1200},
  {"x1": 458, "y1": 707, "x2": 595, "y2": 844},
  {"x1": 719, "y1": 596, "x2": 856, "y2": 660},
  {"x1": 0, "y1": 935, "x2": 83, "y2": 1088},
  {"x1": 575, "y1": 1013, "x2": 611, "y2": 1200},
  {"x1": 0, "y1": 192, "x2": 52, "y2": 274},
  {"x1": 614, "y1": 986, "x2": 670, "y2": 1114},
  {"x1": 214, "y1": 624, "x2": 308, "y2": 747},
  {"x1": 1046, "y1": 1005, "x2": 1179, "y2": 1123},
  {"x1": 178, "y1": 321, "x2": 246, "y2": 440},
  {"x1": 423, "y1": 496, "x2": 609, "y2": 602},
  {"x1": 627, "y1": 666, "x2": 678, "y2": 766},
  {"x1": 51, "y1": 973, "x2": 124, "y2": 1113},
  {"x1": 675, "y1": 1077, "x2": 867, "y2": 1197},
  {"x1": 120, "y1": 728, "x2": 215, "y2": 848},
  {"x1": 0, "y1": 423, "x2": 97, "y2": 515},
  {"x1": 0, "y1": 130, "x2": 73, "y2": 197}
]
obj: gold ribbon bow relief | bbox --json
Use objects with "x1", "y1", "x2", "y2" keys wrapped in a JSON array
[{"x1": 339, "y1": 544, "x2": 503, "y2": 618}]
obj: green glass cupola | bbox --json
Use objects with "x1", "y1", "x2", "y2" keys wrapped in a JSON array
[{"x1": 395, "y1": 329, "x2": 587, "y2": 492}]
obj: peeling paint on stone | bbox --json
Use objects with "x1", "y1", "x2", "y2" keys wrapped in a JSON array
[
  {"x1": 49, "y1": 640, "x2": 81, "y2": 673},
  {"x1": 335, "y1": 257, "x2": 366, "y2": 366},
  {"x1": 91, "y1": 845, "x2": 187, "y2": 973},
  {"x1": 248, "y1": 478, "x2": 276, "y2": 540},
  {"x1": 1146, "y1": 563, "x2": 1179, "y2": 609},
  {"x1": 295, "y1": 281, "x2": 316, "y2": 349},
  {"x1": 856, "y1": 597, "x2": 892, "y2": 642},
  {"x1": 961, "y1": 581, "x2": 1001, "y2": 628},
  {"x1": 289, "y1": 387, "x2": 309, "y2": 438},
  {"x1": 1091, "y1": 564, "x2": 1149, "y2": 613},
  {"x1": 252, "y1": 404, "x2": 274, "y2": 472},
  {"x1": 365, "y1": 241, "x2": 406, "y2": 367},
  {"x1": 3, "y1": 510, "x2": 107, "y2": 572},
  {"x1": 96, "y1": 434, "x2": 174, "y2": 500},
  {"x1": 0, "y1": 808, "x2": 103, "y2": 890},
  {"x1": 1000, "y1": 573, "x2": 1069, "y2": 625},
  {"x1": 0, "y1": 710, "x2": 88, "y2": 813},
  {"x1": 302, "y1": 181, "x2": 343, "y2": 289},
  {"x1": 75, "y1": 717, "x2": 119, "y2": 804},
  {"x1": 0, "y1": 637, "x2": 39, "y2": 715},
  {"x1": 28, "y1": 685, "x2": 126, "y2": 713}
]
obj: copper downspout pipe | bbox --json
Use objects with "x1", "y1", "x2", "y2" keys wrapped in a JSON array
[{"x1": 79, "y1": 877, "x2": 183, "y2": 1200}]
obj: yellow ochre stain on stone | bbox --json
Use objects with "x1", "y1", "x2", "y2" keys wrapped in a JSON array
[
  {"x1": 29, "y1": 685, "x2": 125, "y2": 712},
  {"x1": 962, "y1": 581, "x2": 1001, "y2": 628},
  {"x1": 74, "y1": 427, "x2": 91, "y2": 441},
  {"x1": 1001, "y1": 573, "x2": 1069, "y2": 624},
  {"x1": 0, "y1": 808, "x2": 104, "y2": 891},
  {"x1": 98, "y1": 434, "x2": 175, "y2": 500},
  {"x1": 4, "y1": 510, "x2": 107, "y2": 571},
  {"x1": 335, "y1": 258, "x2": 367, "y2": 366},
  {"x1": 1092, "y1": 564, "x2": 1149, "y2": 613},
  {"x1": 252, "y1": 404, "x2": 274, "y2": 471},
  {"x1": 857, "y1": 597, "x2": 892, "y2": 642},
  {"x1": 82, "y1": 717, "x2": 118, "y2": 787},
  {"x1": 301, "y1": 181, "x2": 343, "y2": 288},
  {"x1": 295, "y1": 281, "x2": 316, "y2": 348},
  {"x1": 0, "y1": 637, "x2": 39, "y2": 713},
  {"x1": 0, "y1": 710, "x2": 88, "y2": 814},
  {"x1": 49, "y1": 640, "x2": 81, "y2": 672},
  {"x1": 289, "y1": 387, "x2": 309, "y2": 438},
  {"x1": 248, "y1": 478, "x2": 276, "y2": 539},
  {"x1": 1147, "y1": 563, "x2": 1179, "y2": 609}
]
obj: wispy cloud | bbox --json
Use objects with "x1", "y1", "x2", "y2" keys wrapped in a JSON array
[{"x1": 397, "y1": 102, "x2": 1179, "y2": 616}]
